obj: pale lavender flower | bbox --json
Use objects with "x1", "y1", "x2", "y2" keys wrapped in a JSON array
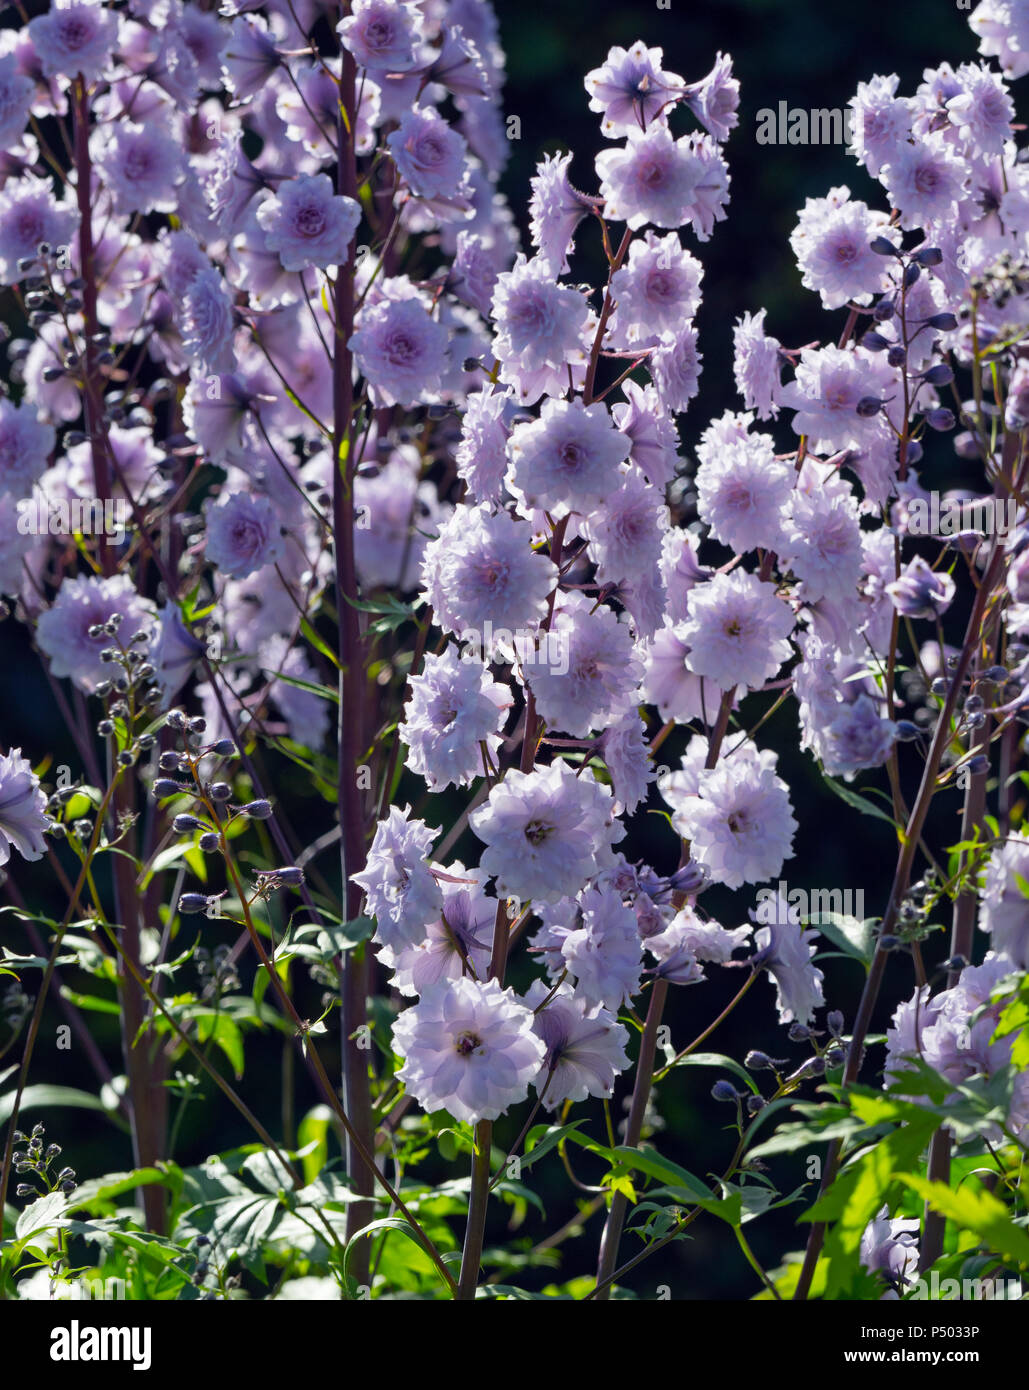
[
  {"x1": 0, "y1": 491, "x2": 39, "y2": 595},
  {"x1": 470, "y1": 761, "x2": 621, "y2": 904},
  {"x1": 528, "y1": 151, "x2": 596, "y2": 274},
  {"x1": 454, "y1": 386, "x2": 511, "y2": 502},
  {"x1": 180, "y1": 267, "x2": 236, "y2": 375},
  {"x1": 600, "y1": 709, "x2": 655, "y2": 814},
  {"x1": 946, "y1": 62, "x2": 1014, "y2": 156},
  {"x1": 733, "y1": 309, "x2": 782, "y2": 420},
  {"x1": 507, "y1": 396, "x2": 629, "y2": 518},
  {"x1": 583, "y1": 464, "x2": 667, "y2": 638},
  {"x1": 666, "y1": 742, "x2": 797, "y2": 890},
  {"x1": 337, "y1": 0, "x2": 425, "y2": 73},
  {"x1": 860, "y1": 1208, "x2": 920, "y2": 1296},
  {"x1": 848, "y1": 75, "x2": 912, "y2": 177},
  {"x1": 560, "y1": 884, "x2": 643, "y2": 1009},
  {"x1": 527, "y1": 593, "x2": 643, "y2": 737},
  {"x1": 822, "y1": 693, "x2": 898, "y2": 782},
  {"x1": 222, "y1": 14, "x2": 280, "y2": 100},
  {"x1": 0, "y1": 175, "x2": 78, "y2": 286},
  {"x1": 885, "y1": 555, "x2": 956, "y2": 619},
  {"x1": 790, "y1": 190, "x2": 898, "y2": 311},
  {"x1": 661, "y1": 527, "x2": 709, "y2": 621},
  {"x1": 349, "y1": 292, "x2": 450, "y2": 407},
  {"x1": 970, "y1": 0, "x2": 1029, "y2": 79},
  {"x1": 0, "y1": 54, "x2": 34, "y2": 149},
  {"x1": 205, "y1": 491, "x2": 282, "y2": 580},
  {"x1": 452, "y1": 231, "x2": 499, "y2": 318},
  {"x1": 524, "y1": 979, "x2": 630, "y2": 1108},
  {"x1": 27, "y1": 0, "x2": 118, "y2": 83},
  {"x1": 354, "y1": 451, "x2": 445, "y2": 590},
  {"x1": 584, "y1": 41, "x2": 684, "y2": 136},
  {"x1": 256, "y1": 174, "x2": 361, "y2": 272},
  {"x1": 752, "y1": 889, "x2": 825, "y2": 1026},
  {"x1": 780, "y1": 346, "x2": 894, "y2": 452},
  {"x1": 36, "y1": 573, "x2": 156, "y2": 693},
  {"x1": 0, "y1": 747, "x2": 50, "y2": 866},
  {"x1": 387, "y1": 106, "x2": 472, "y2": 217},
  {"x1": 386, "y1": 864, "x2": 494, "y2": 995},
  {"x1": 681, "y1": 570, "x2": 794, "y2": 692},
  {"x1": 608, "y1": 231, "x2": 703, "y2": 345},
  {"x1": 641, "y1": 622, "x2": 710, "y2": 724},
  {"x1": 881, "y1": 134, "x2": 967, "y2": 229},
  {"x1": 648, "y1": 324, "x2": 702, "y2": 413},
  {"x1": 685, "y1": 52, "x2": 740, "y2": 141},
  {"x1": 979, "y1": 830, "x2": 1029, "y2": 969},
  {"x1": 399, "y1": 644, "x2": 511, "y2": 790},
  {"x1": 354, "y1": 806, "x2": 444, "y2": 954},
  {"x1": 696, "y1": 435, "x2": 793, "y2": 555},
  {"x1": 611, "y1": 379, "x2": 680, "y2": 488},
  {"x1": 596, "y1": 125, "x2": 706, "y2": 231},
  {"x1": 0, "y1": 399, "x2": 55, "y2": 498},
  {"x1": 420, "y1": 503, "x2": 557, "y2": 639},
  {"x1": 663, "y1": 905, "x2": 751, "y2": 964},
  {"x1": 94, "y1": 123, "x2": 186, "y2": 216},
  {"x1": 151, "y1": 604, "x2": 205, "y2": 707},
  {"x1": 781, "y1": 480, "x2": 864, "y2": 605},
  {"x1": 491, "y1": 254, "x2": 590, "y2": 405}
]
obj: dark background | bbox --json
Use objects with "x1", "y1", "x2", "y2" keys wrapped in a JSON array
[{"x1": 0, "y1": 0, "x2": 999, "y2": 1299}]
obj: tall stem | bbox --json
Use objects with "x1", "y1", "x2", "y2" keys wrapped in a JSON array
[{"x1": 332, "y1": 32, "x2": 374, "y2": 1278}]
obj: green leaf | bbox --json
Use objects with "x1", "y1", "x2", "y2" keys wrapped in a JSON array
[
  {"x1": 300, "y1": 617, "x2": 341, "y2": 671},
  {"x1": 15, "y1": 1191, "x2": 67, "y2": 1242},
  {"x1": 664, "y1": 1051, "x2": 761, "y2": 1096},
  {"x1": 822, "y1": 774, "x2": 899, "y2": 830},
  {"x1": 296, "y1": 1105, "x2": 335, "y2": 1185},
  {"x1": 0, "y1": 1084, "x2": 128, "y2": 1130},
  {"x1": 807, "y1": 913, "x2": 878, "y2": 967},
  {"x1": 898, "y1": 1176, "x2": 1029, "y2": 1268}
]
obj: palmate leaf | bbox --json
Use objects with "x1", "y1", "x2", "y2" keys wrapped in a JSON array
[{"x1": 898, "y1": 1176, "x2": 1029, "y2": 1269}]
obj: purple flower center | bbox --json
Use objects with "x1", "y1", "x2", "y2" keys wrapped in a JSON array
[
  {"x1": 455, "y1": 1030, "x2": 482, "y2": 1055},
  {"x1": 295, "y1": 202, "x2": 327, "y2": 238}
]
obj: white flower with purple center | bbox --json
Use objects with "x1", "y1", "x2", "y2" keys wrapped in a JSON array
[
  {"x1": 0, "y1": 175, "x2": 78, "y2": 286},
  {"x1": 527, "y1": 592, "x2": 643, "y2": 737},
  {"x1": 696, "y1": 435, "x2": 793, "y2": 555},
  {"x1": 491, "y1": 254, "x2": 590, "y2": 405},
  {"x1": 0, "y1": 747, "x2": 50, "y2": 865},
  {"x1": 205, "y1": 491, "x2": 282, "y2": 580},
  {"x1": 387, "y1": 106, "x2": 472, "y2": 217},
  {"x1": 94, "y1": 123, "x2": 186, "y2": 216},
  {"x1": 880, "y1": 133, "x2": 967, "y2": 230},
  {"x1": 780, "y1": 346, "x2": 894, "y2": 452},
  {"x1": 584, "y1": 41, "x2": 684, "y2": 136},
  {"x1": 27, "y1": 0, "x2": 118, "y2": 83},
  {"x1": 0, "y1": 399, "x2": 55, "y2": 498},
  {"x1": 420, "y1": 503, "x2": 557, "y2": 639},
  {"x1": 393, "y1": 976, "x2": 546, "y2": 1125},
  {"x1": 399, "y1": 644, "x2": 511, "y2": 790},
  {"x1": 685, "y1": 51, "x2": 740, "y2": 142},
  {"x1": 36, "y1": 573, "x2": 156, "y2": 694},
  {"x1": 595, "y1": 125, "x2": 702, "y2": 231},
  {"x1": 353, "y1": 806, "x2": 444, "y2": 955},
  {"x1": 641, "y1": 622, "x2": 711, "y2": 724},
  {"x1": 665, "y1": 741, "x2": 797, "y2": 890},
  {"x1": 256, "y1": 174, "x2": 361, "y2": 272},
  {"x1": 781, "y1": 481, "x2": 864, "y2": 605},
  {"x1": 583, "y1": 464, "x2": 667, "y2": 639},
  {"x1": 751, "y1": 888, "x2": 824, "y2": 1025},
  {"x1": 681, "y1": 570, "x2": 794, "y2": 692},
  {"x1": 349, "y1": 292, "x2": 450, "y2": 407},
  {"x1": 733, "y1": 309, "x2": 783, "y2": 420},
  {"x1": 600, "y1": 709, "x2": 655, "y2": 814},
  {"x1": 822, "y1": 693, "x2": 898, "y2": 782},
  {"x1": 455, "y1": 386, "x2": 512, "y2": 502},
  {"x1": 337, "y1": 0, "x2": 425, "y2": 73},
  {"x1": 470, "y1": 760, "x2": 622, "y2": 905},
  {"x1": 524, "y1": 979, "x2": 630, "y2": 1108},
  {"x1": 608, "y1": 231, "x2": 703, "y2": 346},
  {"x1": 946, "y1": 61, "x2": 1014, "y2": 156},
  {"x1": 559, "y1": 884, "x2": 643, "y2": 1010},
  {"x1": 790, "y1": 191, "x2": 898, "y2": 311},
  {"x1": 507, "y1": 396, "x2": 629, "y2": 518},
  {"x1": 663, "y1": 905, "x2": 751, "y2": 964},
  {"x1": 529, "y1": 151, "x2": 596, "y2": 275}
]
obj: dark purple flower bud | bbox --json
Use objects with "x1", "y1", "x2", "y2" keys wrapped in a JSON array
[
  {"x1": 827, "y1": 1010, "x2": 845, "y2": 1037},
  {"x1": 787, "y1": 1022, "x2": 810, "y2": 1042},
  {"x1": 896, "y1": 720, "x2": 922, "y2": 742},
  {"x1": 903, "y1": 262, "x2": 921, "y2": 287},
  {"x1": 926, "y1": 407, "x2": 956, "y2": 431},
  {"x1": 711, "y1": 1079, "x2": 739, "y2": 1103},
  {"x1": 873, "y1": 298, "x2": 896, "y2": 321},
  {"x1": 886, "y1": 344, "x2": 907, "y2": 368},
  {"x1": 210, "y1": 782, "x2": 232, "y2": 801},
  {"x1": 745, "y1": 1050, "x2": 776, "y2": 1070},
  {"x1": 915, "y1": 247, "x2": 943, "y2": 267},
  {"x1": 905, "y1": 439, "x2": 923, "y2": 465},
  {"x1": 923, "y1": 362, "x2": 953, "y2": 386},
  {"x1": 856, "y1": 396, "x2": 883, "y2": 418},
  {"x1": 746, "y1": 1095, "x2": 765, "y2": 1114},
  {"x1": 212, "y1": 739, "x2": 236, "y2": 756},
  {"x1": 173, "y1": 814, "x2": 204, "y2": 833},
  {"x1": 862, "y1": 331, "x2": 890, "y2": 352},
  {"x1": 275, "y1": 867, "x2": 305, "y2": 886},
  {"x1": 199, "y1": 832, "x2": 221, "y2": 853},
  {"x1": 167, "y1": 709, "x2": 187, "y2": 729},
  {"x1": 870, "y1": 236, "x2": 901, "y2": 256},
  {"x1": 965, "y1": 754, "x2": 989, "y2": 776},
  {"x1": 242, "y1": 799, "x2": 273, "y2": 819},
  {"x1": 178, "y1": 893, "x2": 210, "y2": 915},
  {"x1": 983, "y1": 666, "x2": 1009, "y2": 683},
  {"x1": 879, "y1": 934, "x2": 899, "y2": 951},
  {"x1": 926, "y1": 311, "x2": 957, "y2": 330},
  {"x1": 152, "y1": 779, "x2": 182, "y2": 799}
]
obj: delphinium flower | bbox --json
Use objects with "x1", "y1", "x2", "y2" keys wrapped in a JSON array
[
  {"x1": 94, "y1": 123, "x2": 187, "y2": 216},
  {"x1": 584, "y1": 41, "x2": 684, "y2": 136},
  {"x1": 0, "y1": 748, "x2": 51, "y2": 866},
  {"x1": 392, "y1": 976, "x2": 546, "y2": 1125},
  {"x1": 779, "y1": 346, "x2": 895, "y2": 452},
  {"x1": 610, "y1": 379, "x2": 680, "y2": 488},
  {"x1": 524, "y1": 978, "x2": 631, "y2": 1108},
  {"x1": 259, "y1": 634, "x2": 332, "y2": 750},
  {"x1": 647, "y1": 324, "x2": 702, "y2": 413},
  {"x1": 337, "y1": 0, "x2": 426, "y2": 73},
  {"x1": 880, "y1": 134, "x2": 968, "y2": 229},
  {"x1": 600, "y1": 710, "x2": 655, "y2": 814},
  {"x1": 779, "y1": 471, "x2": 865, "y2": 605},
  {"x1": 528, "y1": 151, "x2": 596, "y2": 274},
  {"x1": 420, "y1": 503, "x2": 557, "y2": 640},
  {"x1": 661, "y1": 904, "x2": 751, "y2": 964},
  {"x1": 0, "y1": 54, "x2": 34, "y2": 149},
  {"x1": 26, "y1": 0, "x2": 118, "y2": 84},
  {"x1": 354, "y1": 451, "x2": 448, "y2": 591},
  {"x1": 469, "y1": 760, "x2": 621, "y2": 905},
  {"x1": 684, "y1": 51, "x2": 740, "y2": 142},
  {"x1": 583, "y1": 465, "x2": 667, "y2": 638},
  {"x1": 526, "y1": 592, "x2": 643, "y2": 736},
  {"x1": 0, "y1": 491, "x2": 40, "y2": 597},
  {"x1": 256, "y1": 174, "x2": 361, "y2": 271},
  {"x1": 353, "y1": 806, "x2": 444, "y2": 956},
  {"x1": 506, "y1": 397, "x2": 629, "y2": 517},
  {"x1": 607, "y1": 231, "x2": 703, "y2": 345},
  {"x1": 0, "y1": 176, "x2": 78, "y2": 286},
  {"x1": 885, "y1": 555, "x2": 956, "y2": 619},
  {"x1": 860, "y1": 1208, "x2": 920, "y2": 1297},
  {"x1": 349, "y1": 291, "x2": 451, "y2": 408},
  {"x1": 732, "y1": 309, "x2": 783, "y2": 420},
  {"x1": 848, "y1": 75, "x2": 912, "y2": 177},
  {"x1": 454, "y1": 386, "x2": 512, "y2": 502},
  {"x1": 662, "y1": 740, "x2": 797, "y2": 890},
  {"x1": 386, "y1": 865, "x2": 495, "y2": 996},
  {"x1": 596, "y1": 126, "x2": 729, "y2": 237},
  {"x1": 751, "y1": 888, "x2": 825, "y2": 1026},
  {"x1": 204, "y1": 491, "x2": 283, "y2": 580},
  {"x1": 35, "y1": 574, "x2": 156, "y2": 694},
  {"x1": 398, "y1": 644, "x2": 511, "y2": 790},
  {"x1": 680, "y1": 570, "x2": 794, "y2": 692},
  {"x1": 789, "y1": 189, "x2": 899, "y2": 310},
  {"x1": 640, "y1": 622, "x2": 711, "y2": 724},
  {"x1": 0, "y1": 399, "x2": 56, "y2": 498},
  {"x1": 490, "y1": 254, "x2": 590, "y2": 405},
  {"x1": 387, "y1": 106, "x2": 472, "y2": 217},
  {"x1": 979, "y1": 830, "x2": 1029, "y2": 968},
  {"x1": 180, "y1": 266, "x2": 236, "y2": 375},
  {"x1": 559, "y1": 883, "x2": 643, "y2": 1010},
  {"x1": 695, "y1": 429, "x2": 793, "y2": 555}
]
